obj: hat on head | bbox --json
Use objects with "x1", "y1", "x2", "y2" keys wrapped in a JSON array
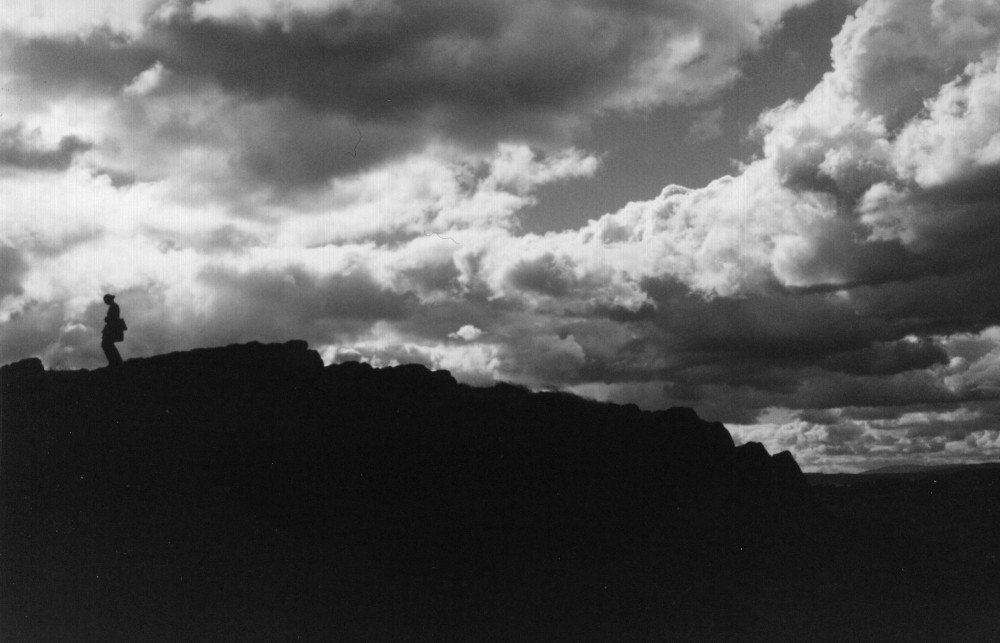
[{"x1": 103, "y1": 293, "x2": 115, "y2": 304}]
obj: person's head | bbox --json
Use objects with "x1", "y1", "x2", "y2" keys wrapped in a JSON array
[{"x1": 103, "y1": 294, "x2": 115, "y2": 305}]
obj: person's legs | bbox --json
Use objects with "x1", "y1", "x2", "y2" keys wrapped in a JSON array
[{"x1": 101, "y1": 339, "x2": 123, "y2": 367}]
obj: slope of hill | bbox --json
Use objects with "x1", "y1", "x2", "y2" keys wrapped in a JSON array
[{"x1": 2, "y1": 341, "x2": 998, "y2": 641}]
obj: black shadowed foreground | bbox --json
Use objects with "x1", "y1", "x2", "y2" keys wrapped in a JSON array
[{"x1": 2, "y1": 342, "x2": 998, "y2": 641}]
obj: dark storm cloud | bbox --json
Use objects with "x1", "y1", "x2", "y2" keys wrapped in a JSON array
[
  {"x1": 775, "y1": 175, "x2": 1000, "y2": 299},
  {"x1": 1, "y1": 26, "x2": 157, "y2": 93},
  {"x1": 149, "y1": 0, "x2": 729, "y2": 126},
  {"x1": 0, "y1": 125, "x2": 92, "y2": 171},
  {"x1": 908, "y1": 194, "x2": 1000, "y2": 280},
  {"x1": 228, "y1": 105, "x2": 426, "y2": 189},
  {"x1": 5, "y1": 3, "x2": 614, "y2": 188},
  {"x1": 200, "y1": 265, "x2": 417, "y2": 324},
  {"x1": 0, "y1": 245, "x2": 28, "y2": 300},
  {"x1": 844, "y1": 406, "x2": 930, "y2": 422},
  {"x1": 0, "y1": 0, "x2": 820, "y2": 193},
  {"x1": 793, "y1": 369, "x2": 973, "y2": 410},
  {"x1": 507, "y1": 253, "x2": 575, "y2": 297},
  {"x1": 570, "y1": 321, "x2": 675, "y2": 376},
  {"x1": 642, "y1": 276, "x2": 892, "y2": 364},
  {"x1": 848, "y1": 269, "x2": 1000, "y2": 339},
  {"x1": 419, "y1": 251, "x2": 982, "y2": 417},
  {"x1": 3, "y1": 3, "x2": 617, "y2": 125},
  {"x1": 151, "y1": 3, "x2": 535, "y2": 119},
  {"x1": 395, "y1": 260, "x2": 464, "y2": 299},
  {"x1": 920, "y1": 163, "x2": 1000, "y2": 207},
  {"x1": 797, "y1": 409, "x2": 840, "y2": 425},
  {"x1": 573, "y1": 270, "x2": 988, "y2": 419},
  {"x1": 586, "y1": 302, "x2": 658, "y2": 323},
  {"x1": 3, "y1": 0, "x2": 803, "y2": 149},
  {"x1": 820, "y1": 339, "x2": 948, "y2": 376}
]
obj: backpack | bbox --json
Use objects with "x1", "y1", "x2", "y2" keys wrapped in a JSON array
[{"x1": 113, "y1": 318, "x2": 127, "y2": 343}]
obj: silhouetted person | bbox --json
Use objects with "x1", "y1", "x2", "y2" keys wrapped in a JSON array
[{"x1": 101, "y1": 293, "x2": 126, "y2": 368}]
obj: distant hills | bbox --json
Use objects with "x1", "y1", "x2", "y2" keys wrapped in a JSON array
[
  {"x1": 806, "y1": 461, "x2": 1000, "y2": 486},
  {"x1": 861, "y1": 462, "x2": 1000, "y2": 476}
]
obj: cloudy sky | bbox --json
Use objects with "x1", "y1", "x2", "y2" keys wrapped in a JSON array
[{"x1": 3, "y1": 0, "x2": 1000, "y2": 471}]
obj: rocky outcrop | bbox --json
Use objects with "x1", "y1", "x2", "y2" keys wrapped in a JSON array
[
  {"x1": 734, "y1": 442, "x2": 808, "y2": 491},
  {"x1": 772, "y1": 449, "x2": 808, "y2": 488},
  {"x1": 1, "y1": 340, "x2": 810, "y2": 642},
  {"x1": 0, "y1": 356, "x2": 44, "y2": 379}
]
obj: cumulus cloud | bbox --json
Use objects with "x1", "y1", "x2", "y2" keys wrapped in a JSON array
[
  {"x1": 549, "y1": 0, "x2": 1000, "y2": 305},
  {"x1": 829, "y1": 0, "x2": 1000, "y2": 130},
  {"x1": 892, "y1": 51, "x2": 1000, "y2": 188}
]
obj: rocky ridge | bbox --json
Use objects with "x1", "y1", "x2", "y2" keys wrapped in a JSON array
[{"x1": 2, "y1": 340, "x2": 810, "y2": 641}]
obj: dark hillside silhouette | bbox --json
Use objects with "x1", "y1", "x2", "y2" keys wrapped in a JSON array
[{"x1": 2, "y1": 341, "x2": 998, "y2": 641}]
